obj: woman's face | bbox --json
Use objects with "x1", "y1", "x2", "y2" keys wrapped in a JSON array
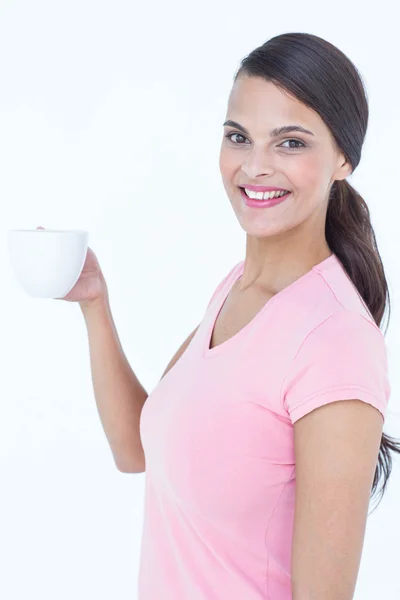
[{"x1": 219, "y1": 76, "x2": 351, "y2": 240}]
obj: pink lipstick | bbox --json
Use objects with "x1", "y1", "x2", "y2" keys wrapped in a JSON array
[{"x1": 239, "y1": 187, "x2": 291, "y2": 208}]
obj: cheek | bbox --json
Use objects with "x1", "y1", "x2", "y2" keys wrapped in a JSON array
[
  {"x1": 219, "y1": 149, "x2": 237, "y2": 177},
  {"x1": 289, "y1": 157, "x2": 323, "y2": 190}
]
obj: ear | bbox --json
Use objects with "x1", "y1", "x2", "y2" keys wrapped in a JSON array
[{"x1": 334, "y1": 152, "x2": 353, "y2": 181}]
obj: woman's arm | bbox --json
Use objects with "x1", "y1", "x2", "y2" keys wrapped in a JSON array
[{"x1": 291, "y1": 398, "x2": 384, "y2": 600}]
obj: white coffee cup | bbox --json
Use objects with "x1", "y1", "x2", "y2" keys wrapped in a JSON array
[{"x1": 7, "y1": 229, "x2": 89, "y2": 298}]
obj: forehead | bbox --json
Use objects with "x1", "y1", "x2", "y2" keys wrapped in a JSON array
[{"x1": 227, "y1": 76, "x2": 326, "y2": 137}]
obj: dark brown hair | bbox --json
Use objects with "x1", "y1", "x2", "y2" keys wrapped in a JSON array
[{"x1": 234, "y1": 32, "x2": 399, "y2": 513}]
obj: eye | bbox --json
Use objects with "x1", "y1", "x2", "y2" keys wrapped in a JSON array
[
  {"x1": 225, "y1": 132, "x2": 306, "y2": 150},
  {"x1": 224, "y1": 132, "x2": 249, "y2": 144},
  {"x1": 279, "y1": 139, "x2": 306, "y2": 150}
]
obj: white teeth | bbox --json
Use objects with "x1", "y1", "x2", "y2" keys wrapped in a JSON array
[{"x1": 244, "y1": 188, "x2": 290, "y2": 200}]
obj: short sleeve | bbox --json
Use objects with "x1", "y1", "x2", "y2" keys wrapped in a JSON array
[{"x1": 281, "y1": 309, "x2": 391, "y2": 424}]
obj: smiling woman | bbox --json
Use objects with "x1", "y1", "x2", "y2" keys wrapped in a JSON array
[{"x1": 136, "y1": 32, "x2": 398, "y2": 600}]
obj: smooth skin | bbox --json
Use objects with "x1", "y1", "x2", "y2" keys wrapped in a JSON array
[{"x1": 219, "y1": 75, "x2": 383, "y2": 599}]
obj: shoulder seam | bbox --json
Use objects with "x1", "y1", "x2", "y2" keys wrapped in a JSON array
[
  {"x1": 313, "y1": 267, "x2": 382, "y2": 333},
  {"x1": 313, "y1": 268, "x2": 345, "y2": 309},
  {"x1": 279, "y1": 307, "x2": 384, "y2": 413}
]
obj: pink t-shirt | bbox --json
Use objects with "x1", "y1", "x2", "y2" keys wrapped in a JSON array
[{"x1": 138, "y1": 252, "x2": 391, "y2": 600}]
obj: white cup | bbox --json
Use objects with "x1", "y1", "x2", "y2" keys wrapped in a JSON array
[{"x1": 7, "y1": 229, "x2": 89, "y2": 298}]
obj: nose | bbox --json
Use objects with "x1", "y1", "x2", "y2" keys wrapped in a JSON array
[{"x1": 240, "y1": 148, "x2": 275, "y2": 180}]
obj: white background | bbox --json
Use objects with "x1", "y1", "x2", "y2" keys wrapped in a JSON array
[{"x1": 1, "y1": 1, "x2": 400, "y2": 598}]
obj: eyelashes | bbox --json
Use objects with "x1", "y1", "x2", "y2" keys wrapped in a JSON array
[{"x1": 224, "y1": 132, "x2": 306, "y2": 150}]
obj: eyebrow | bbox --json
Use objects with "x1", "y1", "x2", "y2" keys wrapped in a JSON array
[{"x1": 222, "y1": 120, "x2": 315, "y2": 137}]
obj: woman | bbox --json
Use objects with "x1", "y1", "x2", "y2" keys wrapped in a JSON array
[{"x1": 50, "y1": 32, "x2": 400, "y2": 599}]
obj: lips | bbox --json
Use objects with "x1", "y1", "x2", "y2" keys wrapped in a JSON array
[{"x1": 239, "y1": 186, "x2": 291, "y2": 208}]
